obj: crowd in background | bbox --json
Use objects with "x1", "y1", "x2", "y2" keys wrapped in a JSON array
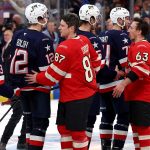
[{"x1": 0, "y1": 0, "x2": 150, "y2": 50}]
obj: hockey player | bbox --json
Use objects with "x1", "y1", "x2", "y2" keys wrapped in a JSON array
[
  {"x1": 113, "y1": 18, "x2": 150, "y2": 150},
  {"x1": 25, "y1": 13, "x2": 101, "y2": 150},
  {"x1": 9, "y1": 3, "x2": 54, "y2": 150},
  {"x1": 78, "y1": 4, "x2": 105, "y2": 149},
  {"x1": 98, "y1": 7, "x2": 131, "y2": 150}
]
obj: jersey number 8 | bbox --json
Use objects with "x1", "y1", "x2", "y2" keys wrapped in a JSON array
[{"x1": 83, "y1": 56, "x2": 93, "y2": 82}]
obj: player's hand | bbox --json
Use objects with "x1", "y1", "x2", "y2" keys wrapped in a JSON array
[
  {"x1": 114, "y1": 65, "x2": 125, "y2": 80},
  {"x1": 114, "y1": 70, "x2": 125, "y2": 81},
  {"x1": 25, "y1": 70, "x2": 38, "y2": 84},
  {"x1": 112, "y1": 82, "x2": 125, "y2": 98},
  {"x1": 125, "y1": 67, "x2": 131, "y2": 74}
]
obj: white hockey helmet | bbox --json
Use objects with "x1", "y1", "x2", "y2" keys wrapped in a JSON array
[
  {"x1": 110, "y1": 7, "x2": 130, "y2": 17},
  {"x1": 110, "y1": 7, "x2": 126, "y2": 27},
  {"x1": 25, "y1": 3, "x2": 48, "y2": 25},
  {"x1": 79, "y1": 4, "x2": 101, "y2": 25},
  {"x1": 122, "y1": 8, "x2": 130, "y2": 18}
]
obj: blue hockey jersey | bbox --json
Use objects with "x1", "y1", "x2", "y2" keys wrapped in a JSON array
[
  {"x1": 98, "y1": 30, "x2": 131, "y2": 93},
  {"x1": 77, "y1": 29, "x2": 105, "y2": 72},
  {"x1": 0, "y1": 56, "x2": 14, "y2": 98},
  {"x1": 9, "y1": 29, "x2": 54, "y2": 93}
]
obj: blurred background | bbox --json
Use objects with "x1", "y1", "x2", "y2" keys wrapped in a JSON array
[{"x1": 0, "y1": 0, "x2": 149, "y2": 29}]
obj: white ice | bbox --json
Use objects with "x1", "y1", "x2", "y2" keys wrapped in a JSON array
[{"x1": 0, "y1": 100, "x2": 134, "y2": 150}]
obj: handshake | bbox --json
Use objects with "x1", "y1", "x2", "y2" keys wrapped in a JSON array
[{"x1": 114, "y1": 65, "x2": 126, "y2": 81}]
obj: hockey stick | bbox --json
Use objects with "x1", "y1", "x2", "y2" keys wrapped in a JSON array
[{"x1": 0, "y1": 86, "x2": 59, "y2": 123}]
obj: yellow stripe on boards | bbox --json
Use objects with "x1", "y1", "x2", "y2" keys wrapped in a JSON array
[{"x1": 0, "y1": 96, "x2": 9, "y2": 102}]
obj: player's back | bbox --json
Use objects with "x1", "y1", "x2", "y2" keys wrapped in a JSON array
[
  {"x1": 77, "y1": 29, "x2": 104, "y2": 58},
  {"x1": 102, "y1": 30, "x2": 130, "y2": 68},
  {"x1": 98, "y1": 30, "x2": 131, "y2": 92},
  {"x1": 9, "y1": 28, "x2": 54, "y2": 90},
  {"x1": 54, "y1": 35, "x2": 99, "y2": 102}
]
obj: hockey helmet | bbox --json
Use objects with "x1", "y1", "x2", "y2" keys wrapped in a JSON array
[
  {"x1": 79, "y1": 4, "x2": 101, "y2": 25},
  {"x1": 122, "y1": 8, "x2": 130, "y2": 18},
  {"x1": 110, "y1": 7, "x2": 126, "y2": 28},
  {"x1": 25, "y1": 3, "x2": 48, "y2": 25}
]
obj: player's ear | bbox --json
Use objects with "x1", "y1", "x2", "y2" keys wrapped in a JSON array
[
  {"x1": 137, "y1": 29, "x2": 142, "y2": 36},
  {"x1": 69, "y1": 26, "x2": 76, "y2": 33}
]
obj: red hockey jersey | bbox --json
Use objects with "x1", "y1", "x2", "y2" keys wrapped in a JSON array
[
  {"x1": 36, "y1": 35, "x2": 101, "y2": 102},
  {"x1": 125, "y1": 40, "x2": 150, "y2": 102}
]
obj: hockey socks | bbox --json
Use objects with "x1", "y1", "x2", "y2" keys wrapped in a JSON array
[
  {"x1": 58, "y1": 125, "x2": 73, "y2": 149},
  {"x1": 112, "y1": 123, "x2": 128, "y2": 149},
  {"x1": 131, "y1": 125, "x2": 140, "y2": 150},
  {"x1": 100, "y1": 122, "x2": 113, "y2": 149},
  {"x1": 86, "y1": 127, "x2": 93, "y2": 149},
  {"x1": 132, "y1": 124, "x2": 150, "y2": 150},
  {"x1": 28, "y1": 117, "x2": 49, "y2": 150},
  {"x1": 72, "y1": 131, "x2": 88, "y2": 150},
  {"x1": 58, "y1": 125, "x2": 88, "y2": 150}
]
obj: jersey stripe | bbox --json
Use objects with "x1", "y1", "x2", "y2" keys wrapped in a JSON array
[
  {"x1": 50, "y1": 63, "x2": 67, "y2": 76},
  {"x1": 45, "y1": 71, "x2": 59, "y2": 83}
]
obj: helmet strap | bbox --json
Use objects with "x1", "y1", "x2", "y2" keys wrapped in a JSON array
[
  {"x1": 37, "y1": 18, "x2": 48, "y2": 26},
  {"x1": 116, "y1": 18, "x2": 125, "y2": 28}
]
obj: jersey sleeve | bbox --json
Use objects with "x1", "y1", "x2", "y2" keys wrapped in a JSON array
[
  {"x1": 118, "y1": 47, "x2": 128, "y2": 68},
  {"x1": 37, "y1": 37, "x2": 55, "y2": 71},
  {"x1": 36, "y1": 44, "x2": 69, "y2": 86},
  {"x1": 118, "y1": 42, "x2": 129, "y2": 68},
  {"x1": 89, "y1": 37, "x2": 105, "y2": 70},
  {"x1": 88, "y1": 39, "x2": 102, "y2": 73},
  {"x1": 0, "y1": 64, "x2": 4, "y2": 85},
  {"x1": 0, "y1": 63, "x2": 14, "y2": 98},
  {"x1": 129, "y1": 44, "x2": 150, "y2": 78}
]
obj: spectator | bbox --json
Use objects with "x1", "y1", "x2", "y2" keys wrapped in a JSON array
[
  {"x1": 69, "y1": 0, "x2": 81, "y2": 14},
  {"x1": 3, "y1": 0, "x2": 25, "y2": 16},
  {"x1": 141, "y1": 0, "x2": 150, "y2": 18},
  {"x1": 43, "y1": 20, "x2": 59, "y2": 50},
  {"x1": 95, "y1": 0, "x2": 102, "y2": 10},
  {"x1": 105, "y1": 18, "x2": 113, "y2": 30},
  {"x1": 12, "y1": 14, "x2": 26, "y2": 31}
]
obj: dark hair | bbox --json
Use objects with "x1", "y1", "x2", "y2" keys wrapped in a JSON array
[
  {"x1": 61, "y1": 13, "x2": 79, "y2": 32},
  {"x1": 3, "y1": 28, "x2": 13, "y2": 33},
  {"x1": 133, "y1": 18, "x2": 149, "y2": 37},
  {"x1": 79, "y1": 20, "x2": 88, "y2": 26}
]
